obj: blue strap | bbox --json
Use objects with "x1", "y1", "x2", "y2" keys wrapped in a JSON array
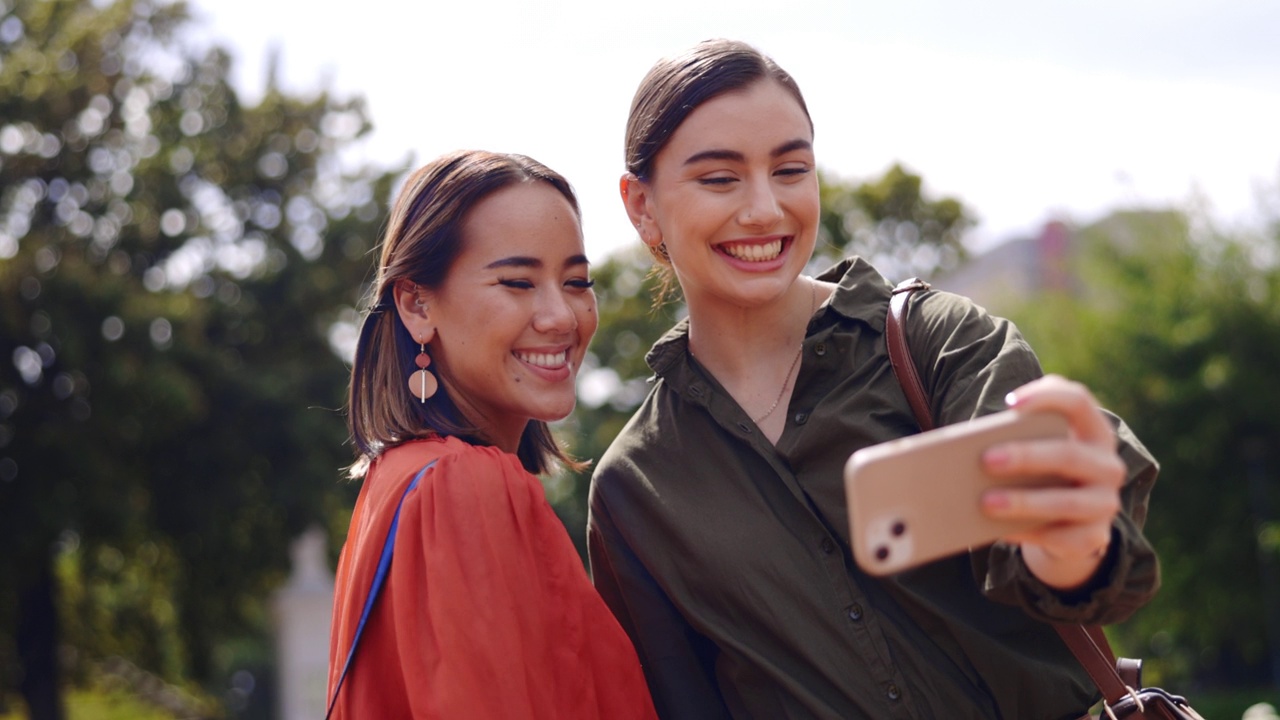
[{"x1": 325, "y1": 460, "x2": 436, "y2": 719}]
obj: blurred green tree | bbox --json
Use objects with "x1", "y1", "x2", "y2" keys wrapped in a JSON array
[
  {"x1": 0, "y1": 0, "x2": 398, "y2": 715},
  {"x1": 815, "y1": 163, "x2": 972, "y2": 279},
  {"x1": 1008, "y1": 209, "x2": 1280, "y2": 692}
]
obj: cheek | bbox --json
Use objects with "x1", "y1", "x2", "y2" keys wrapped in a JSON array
[
  {"x1": 653, "y1": 194, "x2": 711, "y2": 235},
  {"x1": 804, "y1": 196, "x2": 821, "y2": 223},
  {"x1": 578, "y1": 299, "x2": 600, "y2": 341},
  {"x1": 794, "y1": 184, "x2": 822, "y2": 223}
]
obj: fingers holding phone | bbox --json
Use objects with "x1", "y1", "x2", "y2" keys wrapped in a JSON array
[
  {"x1": 981, "y1": 374, "x2": 1127, "y2": 590},
  {"x1": 844, "y1": 409, "x2": 1072, "y2": 576}
]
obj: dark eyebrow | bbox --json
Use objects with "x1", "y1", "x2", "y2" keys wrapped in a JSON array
[
  {"x1": 485, "y1": 256, "x2": 540, "y2": 270},
  {"x1": 683, "y1": 149, "x2": 745, "y2": 166},
  {"x1": 484, "y1": 254, "x2": 590, "y2": 270},
  {"x1": 683, "y1": 138, "x2": 813, "y2": 166},
  {"x1": 770, "y1": 138, "x2": 813, "y2": 158}
]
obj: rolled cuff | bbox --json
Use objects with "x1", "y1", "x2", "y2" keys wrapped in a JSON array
[{"x1": 981, "y1": 517, "x2": 1161, "y2": 625}]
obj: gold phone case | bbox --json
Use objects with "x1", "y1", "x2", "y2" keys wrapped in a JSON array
[{"x1": 844, "y1": 409, "x2": 1070, "y2": 575}]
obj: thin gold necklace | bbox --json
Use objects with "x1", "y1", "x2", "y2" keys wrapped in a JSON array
[{"x1": 753, "y1": 279, "x2": 818, "y2": 424}]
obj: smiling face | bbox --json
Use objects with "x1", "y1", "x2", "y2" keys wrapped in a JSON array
[
  {"x1": 628, "y1": 79, "x2": 820, "y2": 308},
  {"x1": 415, "y1": 181, "x2": 597, "y2": 451}
]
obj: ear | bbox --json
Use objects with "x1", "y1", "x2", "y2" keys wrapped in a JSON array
[
  {"x1": 392, "y1": 279, "x2": 436, "y2": 345},
  {"x1": 620, "y1": 173, "x2": 663, "y2": 249}
]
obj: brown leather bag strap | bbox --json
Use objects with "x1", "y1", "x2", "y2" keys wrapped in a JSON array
[
  {"x1": 887, "y1": 278, "x2": 935, "y2": 432},
  {"x1": 883, "y1": 278, "x2": 1134, "y2": 706},
  {"x1": 1052, "y1": 624, "x2": 1134, "y2": 706}
]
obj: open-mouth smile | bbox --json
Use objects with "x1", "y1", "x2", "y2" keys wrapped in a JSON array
[
  {"x1": 717, "y1": 236, "x2": 791, "y2": 264},
  {"x1": 513, "y1": 349, "x2": 569, "y2": 368}
]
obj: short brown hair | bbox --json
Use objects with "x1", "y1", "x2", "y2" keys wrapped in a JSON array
[{"x1": 348, "y1": 150, "x2": 581, "y2": 477}]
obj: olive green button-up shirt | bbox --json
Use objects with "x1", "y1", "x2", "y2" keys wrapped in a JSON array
[{"x1": 587, "y1": 258, "x2": 1160, "y2": 720}]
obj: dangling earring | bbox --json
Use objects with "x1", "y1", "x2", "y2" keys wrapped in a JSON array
[{"x1": 408, "y1": 338, "x2": 438, "y2": 402}]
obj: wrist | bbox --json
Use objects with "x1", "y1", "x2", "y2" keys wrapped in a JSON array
[{"x1": 1022, "y1": 537, "x2": 1113, "y2": 594}]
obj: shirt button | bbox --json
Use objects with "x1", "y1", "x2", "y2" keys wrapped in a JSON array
[
  {"x1": 814, "y1": 342, "x2": 827, "y2": 356},
  {"x1": 887, "y1": 684, "x2": 902, "y2": 701},
  {"x1": 820, "y1": 537, "x2": 836, "y2": 554},
  {"x1": 793, "y1": 411, "x2": 808, "y2": 424},
  {"x1": 847, "y1": 604, "x2": 863, "y2": 622}
]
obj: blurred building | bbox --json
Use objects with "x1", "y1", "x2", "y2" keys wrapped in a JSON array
[
  {"x1": 933, "y1": 220, "x2": 1075, "y2": 314},
  {"x1": 934, "y1": 210, "x2": 1186, "y2": 315},
  {"x1": 272, "y1": 527, "x2": 333, "y2": 720}
]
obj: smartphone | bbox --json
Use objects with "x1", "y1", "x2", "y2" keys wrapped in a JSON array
[{"x1": 844, "y1": 409, "x2": 1071, "y2": 576}]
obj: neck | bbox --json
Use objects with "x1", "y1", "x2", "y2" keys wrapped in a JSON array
[
  {"x1": 447, "y1": 389, "x2": 527, "y2": 455},
  {"x1": 484, "y1": 425, "x2": 526, "y2": 456},
  {"x1": 687, "y1": 276, "x2": 817, "y2": 376}
]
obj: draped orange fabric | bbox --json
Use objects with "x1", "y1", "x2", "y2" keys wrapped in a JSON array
[{"x1": 327, "y1": 436, "x2": 657, "y2": 719}]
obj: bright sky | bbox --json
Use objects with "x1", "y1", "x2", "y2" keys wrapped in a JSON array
[{"x1": 187, "y1": 0, "x2": 1280, "y2": 260}]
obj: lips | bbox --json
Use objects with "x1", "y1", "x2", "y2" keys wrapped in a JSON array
[{"x1": 718, "y1": 238, "x2": 785, "y2": 262}]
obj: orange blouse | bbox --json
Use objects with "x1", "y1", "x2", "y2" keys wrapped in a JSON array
[{"x1": 327, "y1": 436, "x2": 657, "y2": 719}]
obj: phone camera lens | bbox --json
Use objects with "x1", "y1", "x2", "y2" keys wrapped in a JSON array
[
  {"x1": 891, "y1": 520, "x2": 906, "y2": 537},
  {"x1": 875, "y1": 546, "x2": 890, "y2": 561}
]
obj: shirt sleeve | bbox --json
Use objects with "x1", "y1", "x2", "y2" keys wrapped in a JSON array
[
  {"x1": 383, "y1": 449, "x2": 564, "y2": 718},
  {"x1": 588, "y1": 486, "x2": 732, "y2": 720},
  {"x1": 911, "y1": 289, "x2": 1161, "y2": 625},
  {"x1": 979, "y1": 417, "x2": 1161, "y2": 625}
]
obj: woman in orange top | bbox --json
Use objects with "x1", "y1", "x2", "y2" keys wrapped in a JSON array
[{"x1": 326, "y1": 150, "x2": 657, "y2": 719}]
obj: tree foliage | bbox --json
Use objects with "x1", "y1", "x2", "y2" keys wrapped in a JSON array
[
  {"x1": 815, "y1": 163, "x2": 972, "y2": 280},
  {"x1": 0, "y1": 0, "x2": 397, "y2": 712},
  {"x1": 1008, "y1": 209, "x2": 1280, "y2": 689}
]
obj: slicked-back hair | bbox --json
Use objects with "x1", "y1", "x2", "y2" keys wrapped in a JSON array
[{"x1": 623, "y1": 39, "x2": 813, "y2": 296}]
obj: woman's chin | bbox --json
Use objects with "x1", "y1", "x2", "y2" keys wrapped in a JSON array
[{"x1": 528, "y1": 397, "x2": 577, "y2": 424}]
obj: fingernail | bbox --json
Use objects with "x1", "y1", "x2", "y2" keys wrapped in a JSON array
[
  {"x1": 984, "y1": 447, "x2": 1011, "y2": 468},
  {"x1": 1004, "y1": 391, "x2": 1019, "y2": 407},
  {"x1": 982, "y1": 491, "x2": 1010, "y2": 511}
]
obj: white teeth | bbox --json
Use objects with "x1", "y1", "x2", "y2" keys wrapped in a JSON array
[
  {"x1": 723, "y1": 239, "x2": 783, "y2": 261},
  {"x1": 515, "y1": 350, "x2": 568, "y2": 368}
]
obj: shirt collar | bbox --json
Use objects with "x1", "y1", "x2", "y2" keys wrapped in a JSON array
[
  {"x1": 645, "y1": 317, "x2": 692, "y2": 377},
  {"x1": 814, "y1": 255, "x2": 894, "y2": 331},
  {"x1": 645, "y1": 256, "x2": 895, "y2": 378}
]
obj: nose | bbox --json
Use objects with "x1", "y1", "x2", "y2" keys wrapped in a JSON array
[
  {"x1": 532, "y1": 287, "x2": 578, "y2": 334},
  {"x1": 738, "y1": 177, "x2": 784, "y2": 229}
]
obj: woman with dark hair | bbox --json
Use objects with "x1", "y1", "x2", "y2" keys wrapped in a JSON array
[
  {"x1": 327, "y1": 149, "x2": 656, "y2": 719},
  {"x1": 588, "y1": 40, "x2": 1160, "y2": 719}
]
